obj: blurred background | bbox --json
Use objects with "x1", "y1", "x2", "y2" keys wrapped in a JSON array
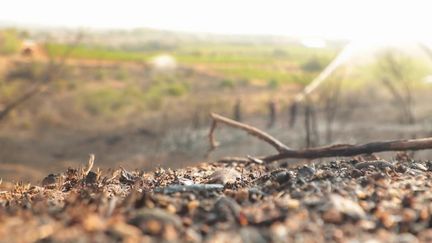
[{"x1": 1, "y1": 0, "x2": 432, "y2": 182}]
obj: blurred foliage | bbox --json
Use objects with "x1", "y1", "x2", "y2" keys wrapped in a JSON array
[
  {"x1": 79, "y1": 86, "x2": 146, "y2": 117},
  {"x1": 0, "y1": 27, "x2": 343, "y2": 128},
  {"x1": 267, "y1": 79, "x2": 280, "y2": 89},
  {"x1": 373, "y1": 49, "x2": 430, "y2": 85},
  {"x1": 301, "y1": 57, "x2": 325, "y2": 72},
  {"x1": 78, "y1": 80, "x2": 189, "y2": 117},
  {"x1": 5, "y1": 62, "x2": 44, "y2": 81},
  {"x1": 45, "y1": 41, "x2": 337, "y2": 86},
  {"x1": 0, "y1": 29, "x2": 22, "y2": 55},
  {"x1": 219, "y1": 79, "x2": 235, "y2": 89},
  {"x1": 45, "y1": 43, "x2": 150, "y2": 62}
]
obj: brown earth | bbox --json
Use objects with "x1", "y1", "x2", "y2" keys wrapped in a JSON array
[{"x1": 1, "y1": 156, "x2": 432, "y2": 242}]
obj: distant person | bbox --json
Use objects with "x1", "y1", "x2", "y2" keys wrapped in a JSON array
[{"x1": 234, "y1": 99, "x2": 242, "y2": 122}]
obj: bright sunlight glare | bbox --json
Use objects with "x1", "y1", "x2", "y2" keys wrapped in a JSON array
[{"x1": 0, "y1": 0, "x2": 431, "y2": 42}]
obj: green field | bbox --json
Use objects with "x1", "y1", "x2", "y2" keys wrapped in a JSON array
[{"x1": 45, "y1": 41, "x2": 338, "y2": 86}]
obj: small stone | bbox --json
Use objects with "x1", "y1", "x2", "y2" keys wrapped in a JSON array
[
  {"x1": 177, "y1": 177, "x2": 194, "y2": 186},
  {"x1": 286, "y1": 198, "x2": 300, "y2": 209},
  {"x1": 207, "y1": 169, "x2": 241, "y2": 184},
  {"x1": 163, "y1": 224, "x2": 178, "y2": 240},
  {"x1": 402, "y1": 208, "x2": 417, "y2": 223},
  {"x1": 120, "y1": 169, "x2": 137, "y2": 185},
  {"x1": 351, "y1": 169, "x2": 364, "y2": 178},
  {"x1": 83, "y1": 213, "x2": 106, "y2": 232},
  {"x1": 412, "y1": 163, "x2": 427, "y2": 172},
  {"x1": 402, "y1": 195, "x2": 415, "y2": 208},
  {"x1": 418, "y1": 229, "x2": 432, "y2": 242},
  {"x1": 298, "y1": 165, "x2": 315, "y2": 179},
  {"x1": 355, "y1": 160, "x2": 394, "y2": 170},
  {"x1": 329, "y1": 194, "x2": 366, "y2": 220},
  {"x1": 358, "y1": 220, "x2": 376, "y2": 230},
  {"x1": 85, "y1": 171, "x2": 98, "y2": 184},
  {"x1": 234, "y1": 189, "x2": 249, "y2": 202},
  {"x1": 395, "y1": 233, "x2": 418, "y2": 243},
  {"x1": 185, "y1": 228, "x2": 202, "y2": 242},
  {"x1": 426, "y1": 161, "x2": 432, "y2": 171},
  {"x1": 166, "y1": 204, "x2": 177, "y2": 214},
  {"x1": 155, "y1": 184, "x2": 224, "y2": 194},
  {"x1": 145, "y1": 219, "x2": 163, "y2": 235},
  {"x1": 331, "y1": 228, "x2": 344, "y2": 242},
  {"x1": 187, "y1": 200, "x2": 200, "y2": 213},
  {"x1": 420, "y1": 207, "x2": 429, "y2": 221},
  {"x1": 375, "y1": 210, "x2": 396, "y2": 229},
  {"x1": 272, "y1": 170, "x2": 294, "y2": 184},
  {"x1": 240, "y1": 227, "x2": 267, "y2": 243},
  {"x1": 41, "y1": 174, "x2": 57, "y2": 188},
  {"x1": 356, "y1": 190, "x2": 367, "y2": 200},
  {"x1": 270, "y1": 223, "x2": 288, "y2": 241},
  {"x1": 214, "y1": 197, "x2": 242, "y2": 222},
  {"x1": 129, "y1": 208, "x2": 183, "y2": 234},
  {"x1": 395, "y1": 164, "x2": 408, "y2": 173},
  {"x1": 322, "y1": 208, "x2": 343, "y2": 224}
]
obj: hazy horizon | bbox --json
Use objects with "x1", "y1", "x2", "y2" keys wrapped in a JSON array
[{"x1": 0, "y1": 0, "x2": 431, "y2": 42}]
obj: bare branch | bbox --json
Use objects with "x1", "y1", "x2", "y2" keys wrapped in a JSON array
[
  {"x1": 207, "y1": 113, "x2": 432, "y2": 164},
  {"x1": 209, "y1": 113, "x2": 290, "y2": 153},
  {"x1": 263, "y1": 137, "x2": 432, "y2": 162},
  {"x1": 0, "y1": 32, "x2": 84, "y2": 122},
  {"x1": 0, "y1": 84, "x2": 43, "y2": 121}
]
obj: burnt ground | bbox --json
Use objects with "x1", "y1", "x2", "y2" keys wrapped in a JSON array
[{"x1": 2, "y1": 155, "x2": 432, "y2": 242}]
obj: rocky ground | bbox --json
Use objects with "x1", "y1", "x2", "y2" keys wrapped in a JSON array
[{"x1": 2, "y1": 154, "x2": 432, "y2": 242}]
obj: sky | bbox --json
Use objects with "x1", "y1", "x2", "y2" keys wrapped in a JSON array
[{"x1": 0, "y1": 0, "x2": 431, "y2": 41}]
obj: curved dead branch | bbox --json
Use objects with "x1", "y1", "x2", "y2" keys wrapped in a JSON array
[
  {"x1": 208, "y1": 113, "x2": 291, "y2": 154},
  {"x1": 208, "y1": 113, "x2": 432, "y2": 163},
  {"x1": 262, "y1": 138, "x2": 432, "y2": 162}
]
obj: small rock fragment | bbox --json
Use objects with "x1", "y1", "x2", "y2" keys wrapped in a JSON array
[
  {"x1": 154, "y1": 184, "x2": 224, "y2": 194},
  {"x1": 120, "y1": 169, "x2": 137, "y2": 185},
  {"x1": 412, "y1": 163, "x2": 427, "y2": 172},
  {"x1": 41, "y1": 174, "x2": 58, "y2": 188},
  {"x1": 329, "y1": 194, "x2": 366, "y2": 220},
  {"x1": 322, "y1": 208, "x2": 343, "y2": 224},
  {"x1": 272, "y1": 170, "x2": 294, "y2": 184},
  {"x1": 418, "y1": 229, "x2": 432, "y2": 242},
  {"x1": 395, "y1": 233, "x2": 418, "y2": 243},
  {"x1": 207, "y1": 169, "x2": 241, "y2": 184},
  {"x1": 355, "y1": 160, "x2": 394, "y2": 170},
  {"x1": 358, "y1": 219, "x2": 376, "y2": 230},
  {"x1": 129, "y1": 208, "x2": 183, "y2": 235},
  {"x1": 177, "y1": 177, "x2": 194, "y2": 186},
  {"x1": 351, "y1": 169, "x2": 364, "y2": 178},
  {"x1": 286, "y1": 198, "x2": 300, "y2": 210},
  {"x1": 402, "y1": 208, "x2": 417, "y2": 223},
  {"x1": 85, "y1": 171, "x2": 98, "y2": 184},
  {"x1": 240, "y1": 227, "x2": 267, "y2": 243},
  {"x1": 234, "y1": 189, "x2": 249, "y2": 203},
  {"x1": 187, "y1": 200, "x2": 200, "y2": 213},
  {"x1": 298, "y1": 165, "x2": 315, "y2": 179},
  {"x1": 214, "y1": 196, "x2": 243, "y2": 224},
  {"x1": 83, "y1": 213, "x2": 106, "y2": 232}
]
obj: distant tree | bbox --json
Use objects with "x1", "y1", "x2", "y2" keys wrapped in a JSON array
[
  {"x1": 0, "y1": 29, "x2": 22, "y2": 55},
  {"x1": 374, "y1": 50, "x2": 421, "y2": 125},
  {"x1": 0, "y1": 32, "x2": 83, "y2": 122},
  {"x1": 301, "y1": 58, "x2": 323, "y2": 72}
]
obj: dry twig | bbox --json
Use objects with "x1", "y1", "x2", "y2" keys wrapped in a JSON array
[
  {"x1": 208, "y1": 113, "x2": 290, "y2": 155},
  {"x1": 208, "y1": 113, "x2": 432, "y2": 163},
  {"x1": 83, "y1": 154, "x2": 95, "y2": 176},
  {"x1": 0, "y1": 85, "x2": 44, "y2": 121}
]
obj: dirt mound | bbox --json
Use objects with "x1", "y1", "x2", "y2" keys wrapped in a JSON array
[{"x1": 1, "y1": 158, "x2": 432, "y2": 242}]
